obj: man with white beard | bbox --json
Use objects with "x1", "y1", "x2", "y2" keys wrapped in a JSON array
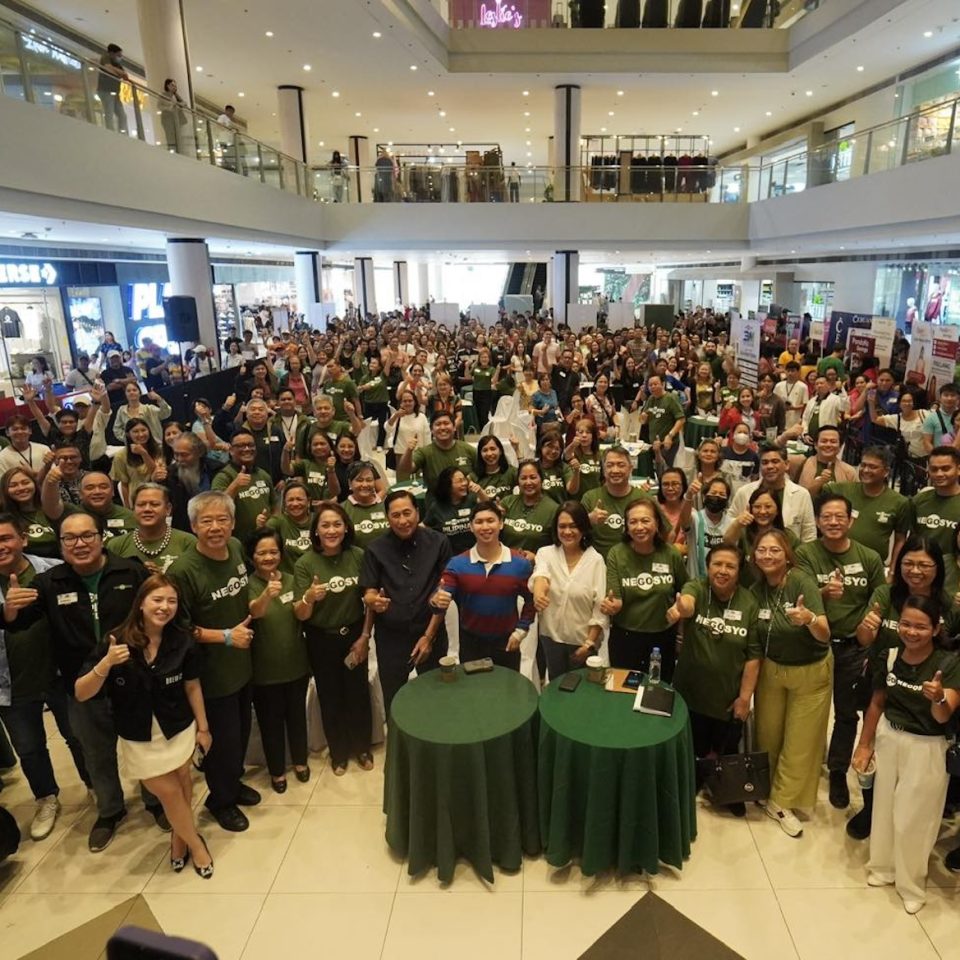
[{"x1": 164, "y1": 433, "x2": 221, "y2": 532}]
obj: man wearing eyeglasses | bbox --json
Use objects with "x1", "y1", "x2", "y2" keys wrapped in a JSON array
[
  {"x1": 2, "y1": 511, "x2": 163, "y2": 853},
  {"x1": 211, "y1": 430, "x2": 277, "y2": 542}
]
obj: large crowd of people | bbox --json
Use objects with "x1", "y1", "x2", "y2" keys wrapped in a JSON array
[{"x1": 0, "y1": 306, "x2": 957, "y2": 913}]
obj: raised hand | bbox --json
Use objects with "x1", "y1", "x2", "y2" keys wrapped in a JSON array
[
  {"x1": 305, "y1": 575, "x2": 327, "y2": 605},
  {"x1": 665, "y1": 592, "x2": 683, "y2": 626},
  {"x1": 265, "y1": 571, "x2": 283, "y2": 598},
  {"x1": 368, "y1": 588, "x2": 391, "y2": 613},
  {"x1": 599, "y1": 589, "x2": 621, "y2": 617},
  {"x1": 785, "y1": 594, "x2": 813, "y2": 627},
  {"x1": 688, "y1": 472, "x2": 703, "y2": 499},
  {"x1": 4, "y1": 573, "x2": 38, "y2": 611},
  {"x1": 103, "y1": 633, "x2": 130, "y2": 668},
  {"x1": 430, "y1": 586, "x2": 452, "y2": 610},
  {"x1": 922, "y1": 670, "x2": 945, "y2": 704},
  {"x1": 737, "y1": 510, "x2": 754, "y2": 528},
  {"x1": 588, "y1": 506, "x2": 609, "y2": 526},
  {"x1": 255, "y1": 510, "x2": 269, "y2": 529},
  {"x1": 823, "y1": 569, "x2": 844, "y2": 601},
  {"x1": 406, "y1": 434, "x2": 419, "y2": 452},
  {"x1": 235, "y1": 466, "x2": 252, "y2": 488},
  {"x1": 229, "y1": 616, "x2": 254, "y2": 649},
  {"x1": 860, "y1": 602, "x2": 883, "y2": 634}
]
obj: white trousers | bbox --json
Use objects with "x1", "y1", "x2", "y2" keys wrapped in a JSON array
[{"x1": 868, "y1": 715, "x2": 949, "y2": 905}]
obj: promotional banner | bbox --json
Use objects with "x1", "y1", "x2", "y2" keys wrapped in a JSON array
[
  {"x1": 929, "y1": 336, "x2": 959, "y2": 398},
  {"x1": 869, "y1": 317, "x2": 896, "y2": 368},
  {"x1": 731, "y1": 309, "x2": 761, "y2": 387},
  {"x1": 809, "y1": 319, "x2": 824, "y2": 345},
  {"x1": 906, "y1": 321, "x2": 959, "y2": 395},
  {"x1": 846, "y1": 333, "x2": 876, "y2": 369},
  {"x1": 823, "y1": 310, "x2": 874, "y2": 351}
]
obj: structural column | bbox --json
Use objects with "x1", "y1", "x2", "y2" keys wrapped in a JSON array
[
  {"x1": 349, "y1": 135, "x2": 372, "y2": 203},
  {"x1": 553, "y1": 84, "x2": 581, "y2": 201},
  {"x1": 277, "y1": 85, "x2": 308, "y2": 163},
  {"x1": 552, "y1": 250, "x2": 579, "y2": 325},
  {"x1": 393, "y1": 261, "x2": 409, "y2": 308},
  {"x1": 295, "y1": 251, "x2": 324, "y2": 329},
  {"x1": 354, "y1": 257, "x2": 377, "y2": 318},
  {"x1": 165, "y1": 238, "x2": 217, "y2": 358},
  {"x1": 416, "y1": 262, "x2": 430, "y2": 305}
]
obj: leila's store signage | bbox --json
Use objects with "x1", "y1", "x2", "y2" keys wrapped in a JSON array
[{"x1": 449, "y1": 0, "x2": 551, "y2": 28}]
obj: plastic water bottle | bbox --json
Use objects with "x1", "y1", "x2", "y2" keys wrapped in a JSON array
[{"x1": 648, "y1": 647, "x2": 662, "y2": 686}]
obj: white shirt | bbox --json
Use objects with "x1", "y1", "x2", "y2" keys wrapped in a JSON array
[
  {"x1": 390, "y1": 412, "x2": 430, "y2": 455},
  {"x1": 774, "y1": 379, "x2": 807, "y2": 429},
  {"x1": 532, "y1": 545, "x2": 608, "y2": 647},
  {"x1": 728, "y1": 478, "x2": 817, "y2": 543},
  {"x1": 801, "y1": 392, "x2": 847, "y2": 434},
  {"x1": 0, "y1": 441, "x2": 49, "y2": 475}
]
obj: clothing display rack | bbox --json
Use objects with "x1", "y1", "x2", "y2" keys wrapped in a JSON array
[
  {"x1": 375, "y1": 144, "x2": 504, "y2": 202},
  {"x1": 581, "y1": 134, "x2": 715, "y2": 202}
]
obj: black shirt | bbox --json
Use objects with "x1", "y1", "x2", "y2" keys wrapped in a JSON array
[
  {"x1": 359, "y1": 527, "x2": 452, "y2": 631},
  {"x1": 551, "y1": 365, "x2": 581, "y2": 412},
  {"x1": 87, "y1": 626, "x2": 200, "y2": 741}
]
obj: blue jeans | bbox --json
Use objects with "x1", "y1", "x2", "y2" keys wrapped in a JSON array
[{"x1": 0, "y1": 680, "x2": 89, "y2": 800}]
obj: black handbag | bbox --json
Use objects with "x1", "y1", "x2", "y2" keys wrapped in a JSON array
[
  {"x1": 947, "y1": 740, "x2": 960, "y2": 777},
  {"x1": 698, "y1": 752, "x2": 771, "y2": 805}
]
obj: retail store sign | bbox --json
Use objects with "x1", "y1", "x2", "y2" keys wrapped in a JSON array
[
  {"x1": 479, "y1": 0, "x2": 523, "y2": 27},
  {"x1": 0, "y1": 262, "x2": 58, "y2": 285},
  {"x1": 21, "y1": 36, "x2": 82, "y2": 70}
]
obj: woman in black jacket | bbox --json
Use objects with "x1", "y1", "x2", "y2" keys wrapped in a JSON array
[{"x1": 74, "y1": 574, "x2": 214, "y2": 878}]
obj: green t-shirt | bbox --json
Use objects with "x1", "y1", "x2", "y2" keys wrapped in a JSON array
[
  {"x1": 293, "y1": 546, "x2": 365, "y2": 630},
  {"x1": 323, "y1": 375, "x2": 359, "y2": 419},
  {"x1": 823, "y1": 482, "x2": 911, "y2": 563},
  {"x1": 642, "y1": 392, "x2": 685, "y2": 442},
  {"x1": 872, "y1": 641, "x2": 960, "y2": 736},
  {"x1": 341, "y1": 499, "x2": 389, "y2": 550},
  {"x1": 471, "y1": 366, "x2": 496, "y2": 392},
  {"x1": 297, "y1": 419, "x2": 351, "y2": 459},
  {"x1": 750, "y1": 568, "x2": 828, "y2": 665},
  {"x1": 912, "y1": 489, "x2": 960, "y2": 557},
  {"x1": 106, "y1": 528, "x2": 197, "y2": 574},
  {"x1": 574, "y1": 454, "x2": 602, "y2": 498},
  {"x1": 496, "y1": 372, "x2": 516, "y2": 397},
  {"x1": 80, "y1": 568, "x2": 104, "y2": 642},
  {"x1": 500, "y1": 494, "x2": 558, "y2": 554},
  {"x1": 167, "y1": 539, "x2": 252, "y2": 699},
  {"x1": 541, "y1": 463, "x2": 573, "y2": 504},
  {"x1": 411, "y1": 441, "x2": 476, "y2": 493},
  {"x1": 211, "y1": 464, "x2": 277, "y2": 544},
  {"x1": 1, "y1": 564, "x2": 54, "y2": 703},
  {"x1": 247, "y1": 572, "x2": 310, "y2": 686},
  {"x1": 795, "y1": 540, "x2": 887, "y2": 639},
  {"x1": 738, "y1": 527, "x2": 800, "y2": 589},
  {"x1": 870, "y1": 583, "x2": 960, "y2": 653},
  {"x1": 673, "y1": 580, "x2": 762, "y2": 720},
  {"x1": 18, "y1": 509, "x2": 59, "y2": 558},
  {"x1": 817, "y1": 355, "x2": 846, "y2": 378},
  {"x1": 581, "y1": 486, "x2": 654, "y2": 559},
  {"x1": 64, "y1": 502, "x2": 137, "y2": 543},
  {"x1": 424, "y1": 497, "x2": 476, "y2": 555},
  {"x1": 477, "y1": 467, "x2": 517, "y2": 501},
  {"x1": 359, "y1": 372, "x2": 389, "y2": 404},
  {"x1": 291, "y1": 458, "x2": 336, "y2": 503},
  {"x1": 605, "y1": 541, "x2": 689, "y2": 633},
  {"x1": 266, "y1": 513, "x2": 314, "y2": 573}
]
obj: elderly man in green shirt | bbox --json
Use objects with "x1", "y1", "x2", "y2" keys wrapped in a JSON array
[{"x1": 796, "y1": 492, "x2": 886, "y2": 812}]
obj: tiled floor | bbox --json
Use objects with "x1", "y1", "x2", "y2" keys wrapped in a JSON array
[{"x1": 1, "y1": 723, "x2": 958, "y2": 960}]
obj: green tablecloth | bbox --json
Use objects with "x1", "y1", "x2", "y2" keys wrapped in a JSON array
[
  {"x1": 538, "y1": 671, "x2": 697, "y2": 877},
  {"x1": 685, "y1": 416, "x2": 719, "y2": 448},
  {"x1": 384, "y1": 666, "x2": 540, "y2": 883}
]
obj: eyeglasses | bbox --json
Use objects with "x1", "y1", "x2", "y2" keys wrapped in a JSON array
[
  {"x1": 231, "y1": 442, "x2": 256, "y2": 450},
  {"x1": 60, "y1": 531, "x2": 100, "y2": 546},
  {"x1": 901, "y1": 561, "x2": 936, "y2": 572}
]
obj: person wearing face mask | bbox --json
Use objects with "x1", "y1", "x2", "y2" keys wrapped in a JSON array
[
  {"x1": 721, "y1": 426, "x2": 760, "y2": 485},
  {"x1": 796, "y1": 425, "x2": 857, "y2": 499},
  {"x1": 683, "y1": 476, "x2": 735, "y2": 579}
]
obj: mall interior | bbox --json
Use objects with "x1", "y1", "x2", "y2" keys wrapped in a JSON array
[{"x1": 0, "y1": 0, "x2": 958, "y2": 958}]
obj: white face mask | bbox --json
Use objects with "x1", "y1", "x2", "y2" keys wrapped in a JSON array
[{"x1": 734, "y1": 433, "x2": 750, "y2": 446}]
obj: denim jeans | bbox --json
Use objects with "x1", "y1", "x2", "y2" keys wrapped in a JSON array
[{"x1": 0, "y1": 681, "x2": 89, "y2": 800}]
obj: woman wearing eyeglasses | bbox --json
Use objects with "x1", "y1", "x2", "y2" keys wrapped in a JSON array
[{"x1": 750, "y1": 529, "x2": 831, "y2": 839}]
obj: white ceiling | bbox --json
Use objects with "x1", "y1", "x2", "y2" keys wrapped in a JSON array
[{"x1": 17, "y1": 0, "x2": 960, "y2": 166}]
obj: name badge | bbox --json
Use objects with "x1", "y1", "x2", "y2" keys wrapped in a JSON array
[
  {"x1": 758, "y1": 609, "x2": 771, "y2": 621},
  {"x1": 724, "y1": 609, "x2": 742, "y2": 621},
  {"x1": 57, "y1": 592, "x2": 78, "y2": 605},
  {"x1": 237, "y1": 563, "x2": 246, "y2": 575},
  {"x1": 106, "y1": 518, "x2": 125, "y2": 528},
  {"x1": 458, "y1": 508, "x2": 471, "y2": 517},
  {"x1": 851, "y1": 509, "x2": 860, "y2": 520},
  {"x1": 268, "y1": 436, "x2": 280, "y2": 442},
  {"x1": 652, "y1": 563, "x2": 670, "y2": 573},
  {"x1": 280, "y1": 591, "x2": 294, "y2": 604},
  {"x1": 843, "y1": 563, "x2": 864, "y2": 574}
]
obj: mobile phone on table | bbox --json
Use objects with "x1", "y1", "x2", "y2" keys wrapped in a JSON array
[
  {"x1": 559, "y1": 672, "x2": 581, "y2": 692},
  {"x1": 623, "y1": 670, "x2": 643, "y2": 690}
]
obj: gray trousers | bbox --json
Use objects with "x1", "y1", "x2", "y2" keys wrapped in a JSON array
[{"x1": 66, "y1": 695, "x2": 158, "y2": 819}]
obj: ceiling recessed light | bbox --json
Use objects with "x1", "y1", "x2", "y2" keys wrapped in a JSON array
[
  {"x1": 608, "y1": 111, "x2": 615, "y2": 116},
  {"x1": 525, "y1": 140, "x2": 531, "y2": 146},
  {"x1": 318, "y1": 140, "x2": 324, "y2": 146},
  {"x1": 710, "y1": 90, "x2": 719, "y2": 96},
  {"x1": 524, "y1": 127, "x2": 531, "y2": 132},
  {"x1": 355, "y1": 111, "x2": 362, "y2": 117},
  {"x1": 332, "y1": 90, "x2": 340, "y2": 97},
  {"x1": 765, "y1": 110, "x2": 773, "y2": 116},
  {"x1": 410, "y1": 64, "x2": 418, "y2": 70},
  {"x1": 734, "y1": 126, "x2": 741, "y2": 132},
  {"x1": 449, "y1": 127, "x2": 455, "y2": 132},
  {"x1": 372, "y1": 31, "x2": 382, "y2": 38},
  {"x1": 427, "y1": 90, "x2": 435, "y2": 96},
  {"x1": 600, "y1": 127, "x2": 607, "y2": 132},
  {"x1": 675, "y1": 127, "x2": 682, "y2": 132},
  {"x1": 856, "y1": 65, "x2": 864, "y2": 71},
  {"x1": 617, "y1": 90, "x2": 624, "y2": 96},
  {"x1": 805, "y1": 90, "x2": 813, "y2": 96},
  {"x1": 237, "y1": 92, "x2": 245, "y2": 97},
  {"x1": 522, "y1": 89, "x2": 529, "y2": 96},
  {"x1": 439, "y1": 110, "x2": 446, "y2": 117},
  {"x1": 526, "y1": 152, "x2": 532, "y2": 157},
  {"x1": 265, "y1": 30, "x2": 274, "y2": 37},
  {"x1": 195, "y1": 65, "x2": 203, "y2": 72},
  {"x1": 373, "y1": 127, "x2": 379, "y2": 132},
  {"x1": 303, "y1": 64, "x2": 312, "y2": 71},
  {"x1": 524, "y1": 111, "x2": 530, "y2": 117},
  {"x1": 923, "y1": 30, "x2": 933, "y2": 38},
  {"x1": 692, "y1": 110, "x2": 699, "y2": 116}
]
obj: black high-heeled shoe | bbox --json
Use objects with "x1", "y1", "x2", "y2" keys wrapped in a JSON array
[
  {"x1": 294, "y1": 766, "x2": 310, "y2": 783},
  {"x1": 193, "y1": 835, "x2": 214, "y2": 880},
  {"x1": 171, "y1": 840, "x2": 190, "y2": 873},
  {"x1": 271, "y1": 777, "x2": 288, "y2": 794}
]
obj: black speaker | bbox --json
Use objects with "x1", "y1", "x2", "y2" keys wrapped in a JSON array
[{"x1": 163, "y1": 296, "x2": 200, "y2": 342}]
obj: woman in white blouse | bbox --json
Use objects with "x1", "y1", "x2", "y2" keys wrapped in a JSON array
[
  {"x1": 532, "y1": 500, "x2": 608, "y2": 680},
  {"x1": 386, "y1": 389, "x2": 431, "y2": 467}
]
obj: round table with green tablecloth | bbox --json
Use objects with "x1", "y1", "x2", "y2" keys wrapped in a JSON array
[
  {"x1": 538, "y1": 670, "x2": 697, "y2": 877},
  {"x1": 384, "y1": 666, "x2": 540, "y2": 883},
  {"x1": 684, "y1": 416, "x2": 719, "y2": 449}
]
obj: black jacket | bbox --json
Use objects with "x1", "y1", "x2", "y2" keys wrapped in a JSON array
[
  {"x1": 88, "y1": 626, "x2": 199, "y2": 741},
  {"x1": 20, "y1": 555, "x2": 149, "y2": 695}
]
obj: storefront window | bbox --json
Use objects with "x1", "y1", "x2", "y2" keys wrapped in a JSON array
[{"x1": 0, "y1": 286, "x2": 68, "y2": 397}]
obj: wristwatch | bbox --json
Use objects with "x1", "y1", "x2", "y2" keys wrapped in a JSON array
[
  {"x1": 222, "y1": 628, "x2": 234, "y2": 647},
  {"x1": 936, "y1": 695, "x2": 948, "y2": 706}
]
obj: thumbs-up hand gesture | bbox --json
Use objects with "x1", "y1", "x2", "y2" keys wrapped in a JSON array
[
  {"x1": 785, "y1": 594, "x2": 813, "y2": 627},
  {"x1": 406, "y1": 434, "x2": 419, "y2": 453},
  {"x1": 737, "y1": 510, "x2": 754, "y2": 528},
  {"x1": 688, "y1": 472, "x2": 703, "y2": 499},
  {"x1": 923, "y1": 670, "x2": 946, "y2": 703},
  {"x1": 823, "y1": 569, "x2": 845, "y2": 600},
  {"x1": 229, "y1": 616, "x2": 254, "y2": 649},
  {"x1": 255, "y1": 509, "x2": 269, "y2": 529},
  {"x1": 860, "y1": 602, "x2": 883, "y2": 635},
  {"x1": 265, "y1": 571, "x2": 283, "y2": 599},
  {"x1": 666, "y1": 592, "x2": 683, "y2": 625},
  {"x1": 599, "y1": 589, "x2": 622, "y2": 617},
  {"x1": 817, "y1": 467, "x2": 833, "y2": 485},
  {"x1": 152, "y1": 461, "x2": 168, "y2": 483},
  {"x1": 305, "y1": 575, "x2": 327, "y2": 605},
  {"x1": 235, "y1": 466, "x2": 252, "y2": 488},
  {"x1": 4, "y1": 572, "x2": 38, "y2": 612},
  {"x1": 102, "y1": 634, "x2": 130, "y2": 668},
  {"x1": 588, "y1": 505, "x2": 609, "y2": 526},
  {"x1": 368, "y1": 587, "x2": 391, "y2": 613},
  {"x1": 430, "y1": 586, "x2": 452, "y2": 610}
]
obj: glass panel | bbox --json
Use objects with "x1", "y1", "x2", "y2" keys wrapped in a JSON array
[
  {"x1": 278, "y1": 155, "x2": 299, "y2": 194},
  {"x1": 260, "y1": 144, "x2": 282, "y2": 188},
  {"x1": 0, "y1": 25, "x2": 26, "y2": 100},
  {"x1": 17, "y1": 34, "x2": 84, "y2": 114}
]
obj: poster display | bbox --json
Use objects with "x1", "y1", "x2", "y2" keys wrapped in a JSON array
[
  {"x1": 731, "y1": 309, "x2": 761, "y2": 387},
  {"x1": 846, "y1": 333, "x2": 876, "y2": 370},
  {"x1": 868, "y1": 317, "x2": 896, "y2": 368},
  {"x1": 823, "y1": 310, "x2": 873, "y2": 352},
  {"x1": 906, "y1": 321, "x2": 959, "y2": 395}
]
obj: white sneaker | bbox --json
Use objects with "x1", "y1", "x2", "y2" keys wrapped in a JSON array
[
  {"x1": 867, "y1": 872, "x2": 894, "y2": 887},
  {"x1": 30, "y1": 795, "x2": 60, "y2": 841},
  {"x1": 764, "y1": 801, "x2": 803, "y2": 837},
  {"x1": 902, "y1": 899, "x2": 925, "y2": 915}
]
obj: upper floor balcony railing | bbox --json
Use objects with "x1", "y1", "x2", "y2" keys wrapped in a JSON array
[{"x1": 0, "y1": 10, "x2": 955, "y2": 212}]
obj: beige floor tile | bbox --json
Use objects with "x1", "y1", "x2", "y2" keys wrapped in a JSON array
[
  {"x1": 143, "y1": 893, "x2": 265, "y2": 960},
  {"x1": 522, "y1": 855, "x2": 649, "y2": 894},
  {"x1": 270, "y1": 806, "x2": 401, "y2": 893},
  {"x1": 143, "y1": 805, "x2": 304, "y2": 895},
  {"x1": 916, "y1": 887, "x2": 960, "y2": 959},
  {"x1": 0, "y1": 802, "x2": 85, "y2": 897},
  {"x1": 0, "y1": 892, "x2": 132, "y2": 959},
  {"x1": 647, "y1": 799, "x2": 772, "y2": 891},
  {"x1": 383, "y1": 892, "x2": 522, "y2": 960},
  {"x1": 520, "y1": 891, "x2": 646, "y2": 960},
  {"x1": 241, "y1": 893, "x2": 393, "y2": 960},
  {"x1": 399, "y1": 857, "x2": 523, "y2": 892},
  {"x1": 16, "y1": 807, "x2": 167, "y2": 895},
  {"x1": 929, "y1": 825, "x2": 960, "y2": 891},
  {"x1": 309, "y1": 746, "x2": 386, "y2": 806},
  {"x1": 778, "y1": 888, "x2": 939, "y2": 960},
  {"x1": 656, "y1": 890, "x2": 799, "y2": 960}
]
